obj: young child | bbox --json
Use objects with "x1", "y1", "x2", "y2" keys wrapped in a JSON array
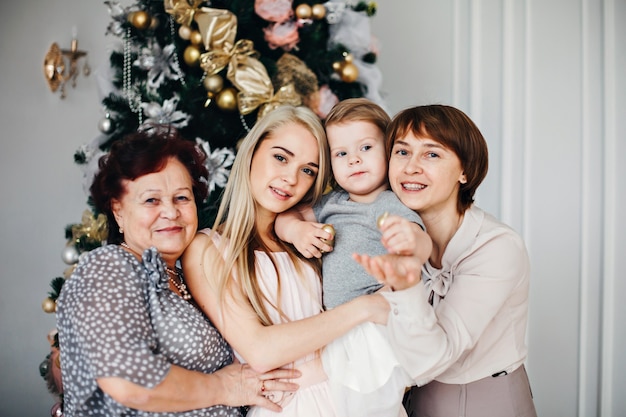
[{"x1": 276, "y1": 98, "x2": 432, "y2": 417}]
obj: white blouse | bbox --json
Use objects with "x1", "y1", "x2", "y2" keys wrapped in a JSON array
[{"x1": 382, "y1": 205, "x2": 531, "y2": 386}]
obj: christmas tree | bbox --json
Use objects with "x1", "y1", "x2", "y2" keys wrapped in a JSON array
[{"x1": 40, "y1": 0, "x2": 384, "y2": 413}]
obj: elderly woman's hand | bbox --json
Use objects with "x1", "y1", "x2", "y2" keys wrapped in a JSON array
[{"x1": 214, "y1": 363, "x2": 301, "y2": 412}]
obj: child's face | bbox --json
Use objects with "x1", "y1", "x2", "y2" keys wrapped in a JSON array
[{"x1": 326, "y1": 120, "x2": 388, "y2": 199}]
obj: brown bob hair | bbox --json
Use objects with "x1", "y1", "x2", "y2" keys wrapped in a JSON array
[
  {"x1": 90, "y1": 129, "x2": 209, "y2": 244},
  {"x1": 386, "y1": 105, "x2": 489, "y2": 214}
]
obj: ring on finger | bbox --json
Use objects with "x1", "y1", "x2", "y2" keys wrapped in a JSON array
[{"x1": 261, "y1": 380, "x2": 266, "y2": 392}]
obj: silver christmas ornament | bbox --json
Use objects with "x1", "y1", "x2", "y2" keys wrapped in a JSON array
[
  {"x1": 61, "y1": 245, "x2": 80, "y2": 265},
  {"x1": 98, "y1": 114, "x2": 114, "y2": 133}
]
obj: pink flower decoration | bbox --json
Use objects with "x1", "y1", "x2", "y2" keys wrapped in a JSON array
[
  {"x1": 255, "y1": 0, "x2": 293, "y2": 23},
  {"x1": 314, "y1": 85, "x2": 339, "y2": 119},
  {"x1": 263, "y1": 21, "x2": 300, "y2": 51}
]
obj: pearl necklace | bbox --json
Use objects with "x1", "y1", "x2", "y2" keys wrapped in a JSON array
[
  {"x1": 164, "y1": 266, "x2": 192, "y2": 301},
  {"x1": 120, "y1": 242, "x2": 192, "y2": 301}
]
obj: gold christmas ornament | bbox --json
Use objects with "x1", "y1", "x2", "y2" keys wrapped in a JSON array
[
  {"x1": 178, "y1": 25, "x2": 192, "y2": 40},
  {"x1": 344, "y1": 53, "x2": 354, "y2": 63},
  {"x1": 320, "y1": 224, "x2": 336, "y2": 247},
  {"x1": 183, "y1": 45, "x2": 201, "y2": 66},
  {"x1": 71, "y1": 210, "x2": 109, "y2": 243},
  {"x1": 311, "y1": 4, "x2": 327, "y2": 20},
  {"x1": 295, "y1": 4, "x2": 312, "y2": 19},
  {"x1": 332, "y1": 60, "x2": 343, "y2": 72},
  {"x1": 129, "y1": 10, "x2": 151, "y2": 30},
  {"x1": 203, "y1": 74, "x2": 224, "y2": 93},
  {"x1": 189, "y1": 30, "x2": 203, "y2": 45},
  {"x1": 42, "y1": 297, "x2": 56, "y2": 314},
  {"x1": 377, "y1": 211, "x2": 389, "y2": 229},
  {"x1": 216, "y1": 87, "x2": 238, "y2": 111},
  {"x1": 164, "y1": 0, "x2": 204, "y2": 27},
  {"x1": 273, "y1": 53, "x2": 318, "y2": 98},
  {"x1": 340, "y1": 62, "x2": 359, "y2": 82},
  {"x1": 204, "y1": 92, "x2": 215, "y2": 107}
]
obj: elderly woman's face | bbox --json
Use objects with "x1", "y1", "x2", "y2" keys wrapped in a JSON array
[{"x1": 112, "y1": 157, "x2": 198, "y2": 265}]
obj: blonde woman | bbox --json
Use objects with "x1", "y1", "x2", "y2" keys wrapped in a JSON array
[{"x1": 182, "y1": 105, "x2": 392, "y2": 416}]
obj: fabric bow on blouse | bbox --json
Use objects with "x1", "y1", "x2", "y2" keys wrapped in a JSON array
[{"x1": 423, "y1": 267, "x2": 453, "y2": 307}]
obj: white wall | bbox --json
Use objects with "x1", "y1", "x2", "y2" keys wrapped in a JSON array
[
  {"x1": 373, "y1": 1, "x2": 626, "y2": 416},
  {"x1": 0, "y1": 2, "x2": 111, "y2": 416},
  {"x1": 0, "y1": 1, "x2": 623, "y2": 416}
]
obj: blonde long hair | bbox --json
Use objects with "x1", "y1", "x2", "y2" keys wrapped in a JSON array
[{"x1": 210, "y1": 105, "x2": 330, "y2": 326}]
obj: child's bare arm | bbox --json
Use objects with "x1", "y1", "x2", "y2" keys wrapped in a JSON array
[{"x1": 275, "y1": 205, "x2": 334, "y2": 258}]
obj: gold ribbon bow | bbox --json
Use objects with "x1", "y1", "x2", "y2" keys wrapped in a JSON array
[
  {"x1": 200, "y1": 39, "x2": 257, "y2": 77},
  {"x1": 194, "y1": 7, "x2": 238, "y2": 51},
  {"x1": 238, "y1": 83, "x2": 302, "y2": 119},
  {"x1": 71, "y1": 210, "x2": 108, "y2": 243},
  {"x1": 227, "y1": 50, "x2": 302, "y2": 118},
  {"x1": 164, "y1": 0, "x2": 205, "y2": 27}
]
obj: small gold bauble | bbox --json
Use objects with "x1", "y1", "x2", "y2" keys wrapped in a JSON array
[
  {"x1": 189, "y1": 30, "x2": 203, "y2": 45},
  {"x1": 202, "y1": 74, "x2": 224, "y2": 94},
  {"x1": 183, "y1": 45, "x2": 201, "y2": 66},
  {"x1": 216, "y1": 87, "x2": 238, "y2": 112},
  {"x1": 343, "y1": 53, "x2": 354, "y2": 63},
  {"x1": 130, "y1": 10, "x2": 151, "y2": 30},
  {"x1": 377, "y1": 211, "x2": 389, "y2": 229},
  {"x1": 203, "y1": 74, "x2": 224, "y2": 93},
  {"x1": 320, "y1": 224, "x2": 336, "y2": 246},
  {"x1": 178, "y1": 25, "x2": 192, "y2": 40},
  {"x1": 42, "y1": 297, "x2": 56, "y2": 314},
  {"x1": 340, "y1": 62, "x2": 359, "y2": 83},
  {"x1": 295, "y1": 4, "x2": 312, "y2": 19},
  {"x1": 332, "y1": 61, "x2": 343, "y2": 72},
  {"x1": 311, "y1": 4, "x2": 327, "y2": 20}
]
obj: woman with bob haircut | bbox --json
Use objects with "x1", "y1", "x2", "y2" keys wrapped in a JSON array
[{"x1": 354, "y1": 104, "x2": 538, "y2": 417}]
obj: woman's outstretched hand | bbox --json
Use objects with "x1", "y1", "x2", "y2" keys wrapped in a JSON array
[{"x1": 352, "y1": 253, "x2": 422, "y2": 291}]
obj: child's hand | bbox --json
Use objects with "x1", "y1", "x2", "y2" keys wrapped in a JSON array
[
  {"x1": 378, "y1": 215, "x2": 425, "y2": 257},
  {"x1": 290, "y1": 222, "x2": 335, "y2": 259}
]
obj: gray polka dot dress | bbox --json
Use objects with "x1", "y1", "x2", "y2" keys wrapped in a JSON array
[{"x1": 56, "y1": 245, "x2": 244, "y2": 416}]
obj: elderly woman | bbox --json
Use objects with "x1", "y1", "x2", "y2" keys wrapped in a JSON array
[{"x1": 56, "y1": 130, "x2": 300, "y2": 416}]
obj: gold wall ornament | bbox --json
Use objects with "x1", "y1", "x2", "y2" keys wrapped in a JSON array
[{"x1": 43, "y1": 38, "x2": 89, "y2": 99}]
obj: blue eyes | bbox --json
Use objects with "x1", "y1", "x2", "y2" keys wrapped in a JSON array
[
  {"x1": 274, "y1": 154, "x2": 317, "y2": 177},
  {"x1": 335, "y1": 145, "x2": 372, "y2": 158}
]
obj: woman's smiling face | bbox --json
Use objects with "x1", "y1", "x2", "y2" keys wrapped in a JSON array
[
  {"x1": 112, "y1": 157, "x2": 198, "y2": 266},
  {"x1": 388, "y1": 132, "x2": 466, "y2": 217},
  {"x1": 249, "y1": 122, "x2": 320, "y2": 219}
]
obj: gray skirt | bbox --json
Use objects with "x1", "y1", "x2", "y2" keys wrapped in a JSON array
[{"x1": 403, "y1": 365, "x2": 537, "y2": 417}]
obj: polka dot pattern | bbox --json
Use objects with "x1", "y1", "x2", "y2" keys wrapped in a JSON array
[{"x1": 56, "y1": 245, "x2": 243, "y2": 416}]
